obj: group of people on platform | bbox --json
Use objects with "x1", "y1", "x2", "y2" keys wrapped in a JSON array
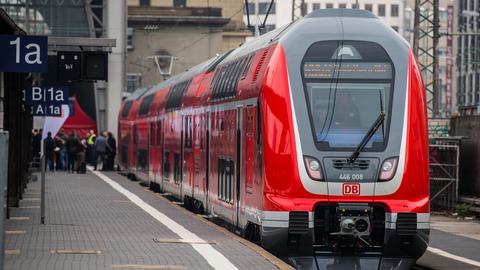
[{"x1": 31, "y1": 129, "x2": 117, "y2": 173}]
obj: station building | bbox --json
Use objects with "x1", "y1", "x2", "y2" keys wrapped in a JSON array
[
  {"x1": 456, "y1": 0, "x2": 480, "y2": 115},
  {"x1": 243, "y1": 0, "x2": 405, "y2": 37},
  {"x1": 126, "y1": 0, "x2": 249, "y2": 91}
]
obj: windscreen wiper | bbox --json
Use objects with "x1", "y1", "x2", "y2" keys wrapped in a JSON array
[{"x1": 347, "y1": 112, "x2": 385, "y2": 164}]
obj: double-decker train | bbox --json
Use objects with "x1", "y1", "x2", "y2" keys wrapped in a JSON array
[{"x1": 118, "y1": 9, "x2": 430, "y2": 262}]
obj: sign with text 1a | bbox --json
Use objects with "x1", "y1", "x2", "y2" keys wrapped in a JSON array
[
  {"x1": 23, "y1": 86, "x2": 69, "y2": 116},
  {"x1": 0, "y1": 35, "x2": 48, "y2": 73}
]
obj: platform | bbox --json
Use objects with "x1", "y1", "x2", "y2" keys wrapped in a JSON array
[
  {"x1": 416, "y1": 215, "x2": 480, "y2": 270},
  {"x1": 4, "y1": 170, "x2": 291, "y2": 270},
  {"x1": 5, "y1": 170, "x2": 480, "y2": 270}
]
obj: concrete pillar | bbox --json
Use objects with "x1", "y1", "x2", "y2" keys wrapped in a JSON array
[{"x1": 106, "y1": 0, "x2": 126, "y2": 137}]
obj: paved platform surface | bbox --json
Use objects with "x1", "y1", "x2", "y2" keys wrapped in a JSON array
[
  {"x1": 5, "y1": 169, "x2": 480, "y2": 270},
  {"x1": 4, "y1": 170, "x2": 286, "y2": 270},
  {"x1": 417, "y1": 215, "x2": 480, "y2": 270}
]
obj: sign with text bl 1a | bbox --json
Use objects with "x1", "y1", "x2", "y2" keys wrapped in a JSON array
[
  {"x1": 23, "y1": 86, "x2": 69, "y2": 116},
  {"x1": 0, "y1": 35, "x2": 48, "y2": 73}
]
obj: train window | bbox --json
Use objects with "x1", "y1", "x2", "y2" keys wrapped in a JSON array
[
  {"x1": 217, "y1": 158, "x2": 234, "y2": 203},
  {"x1": 139, "y1": 149, "x2": 149, "y2": 171},
  {"x1": 225, "y1": 160, "x2": 231, "y2": 202},
  {"x1": 133, "y1": 124, "x2": 138, "y2": 145},
  {"x1": 150, "y1": 122, "x2": 156, "y2": 145},
  {"x1": 302, "y1": 40, "x2": 394, "y2": 151},
  {"x1": 241, "y1": 54, "x2": 253, "y2": 80},
  {"x1": 121, "y1": 101, "x2": 133, "y2": 118},
  {"x1": 138, "y1": 94, "x2": 154, "y2": 116},
  {"x1": 206, "y1": 50, "x2": 233, "y2": 72},
  {"x1": 166, "y1": 79, "x2": 192, "y2": 110},
  {"x1": 184, "y1": 115, "x2": 193, "y2": 149},
  {"x1": 228, "y1": 159, "x2": 234, "y2": 202},
  {"x1": 156, "y1": 120, "x2": 162, "y2": 146},
  {"x1": 211, "y1": 57, "x2": 247, "y2": 101},
  {"x1": 218, "y1": 65, "x2": 230, "y2": 99},
  {"x1": 246, "y1": 108, "x2": 255, "y2": 189},
  {"x1": 197, "y1": 116, "x2": 203, "y2": 149},
  {"x1": 222, "y1": 63, "x2": 234, "y2": 99},
  {"x1": 211, "y1": 67, "x2": 223, "y2": 92},
  {"x1": 163, "y1": 151, "x2": 170, "y2": 181},
  {"x1": 218, "y1": 158, "x2": 224, "y2": 200},
  {"x1": 230, "y1": 60, "x2": 243, "y2": 97},
  {"x1": 174, "y1": 153, "x2": 181, "y2": 184}
]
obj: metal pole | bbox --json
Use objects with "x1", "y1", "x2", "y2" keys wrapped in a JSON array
[
  {"x1": 40, "y1": 154, "x2": 45, "y2": 225},
  {"x1": 413, "y1": 0, "x2": 420, "y2": 56},
  {"x1": 432, "y1": 0, "x2": 439, "y2": 117},
  {"x1": 254, "y1": 0, "x2": 260, "y2": 37},
  {"x1": 0, "y1": 131, "x2": 9, "y2": 270}
]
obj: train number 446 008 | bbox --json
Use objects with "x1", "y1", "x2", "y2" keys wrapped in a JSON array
[{"x1": 342, "y1": 183, "x2": 360, "y2": 195}]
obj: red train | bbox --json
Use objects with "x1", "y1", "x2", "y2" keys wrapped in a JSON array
[{"x1": 118, "y1": 9, "x2": 430, "y2": 261}]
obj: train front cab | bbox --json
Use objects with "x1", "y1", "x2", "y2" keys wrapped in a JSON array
[{"x1": 259, "y1": 10, "x2": 430, "y2": 262}]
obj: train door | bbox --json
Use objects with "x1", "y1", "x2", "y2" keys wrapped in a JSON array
[
  {"x1": 179, "y1": 115, "x2": 184, "y2": 201},
  {"x1": 159, "y1": 119, "x2": 164, "y2": 192},
  {"x1": 183, "y1": 115, "x2": 194, "y2": 199},
  {"x1": 235, "y1": 107, "x2": 242, "y2": 227},
  {"x1": 205, "y1": 111, "x2": 211, "y2": 213},
  {"x1": 132, "y1": 123, "x2": 138, "y2": 171},
  {"x1": 147, "y1": 120, "x2": 152, "y2": 181}
]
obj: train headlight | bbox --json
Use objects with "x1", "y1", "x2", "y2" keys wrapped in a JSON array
[
  {"x1": 304, "y1": 156, "x2": 323, "y2": 181},
  {"x1": 309, "y1": 160, "x2": 320, "y2": 171},
  {"x1": 379, "y1": 157, "x2": 399, "y2": 181},
  {"x1": 382, "y1": 161, "x2": 393, "y2": 171}
]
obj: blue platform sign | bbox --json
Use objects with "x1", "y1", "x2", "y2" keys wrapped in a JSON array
[
  {"x1": 0, "y1": 35, "x2": 48, "y2": 73},
  {"x1": 23, "y1": 86, "x2": 69, "y2": 116}
]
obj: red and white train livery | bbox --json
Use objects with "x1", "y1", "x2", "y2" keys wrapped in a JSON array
[{"x1": 118, "y1": 9, "x2": 430, "y2": 260}]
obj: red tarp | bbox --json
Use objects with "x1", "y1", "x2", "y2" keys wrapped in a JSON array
[{"x1": 62, "y1": 96, "x2": 97, "y2": 139}]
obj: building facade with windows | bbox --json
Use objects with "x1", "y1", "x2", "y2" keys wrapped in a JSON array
[
  {"x1": 127, "y1": 0, "x2": 248, "y2": 92},
  {"x1": 301, "y1": 1, "x2": 405, "y2": 34},
  {"x1": 245, "y1": 1, "x2": 405, "y2": 38},
  {"x1": 405, "y1": 0, "x2": 458, "y2": 117},
  {"x1": 456, "y1": 0, "x2": 480, "y2": 115}
]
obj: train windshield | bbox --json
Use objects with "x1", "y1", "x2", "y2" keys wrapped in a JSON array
[{"x1": 302, "y1": 41, "x2": 394, "y2": 151}]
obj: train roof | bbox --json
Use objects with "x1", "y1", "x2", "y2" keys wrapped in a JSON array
[{"x1": 125, "y1": 86, "x2": 151, "y2": 101}]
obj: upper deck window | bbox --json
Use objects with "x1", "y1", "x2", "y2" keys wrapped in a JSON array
[
  {"x1": 166, "y1": 79, "x2": 191, "y2": 110},
  {"x1": 138, "y1": 94, "x2": 154, "y2": 116},
  {"x1": 121, "y1": 101, "x2": 133, "y2": 118}
]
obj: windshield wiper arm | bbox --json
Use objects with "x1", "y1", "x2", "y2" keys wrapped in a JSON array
[{"x1": 347, "y1": 112, "x2": 385, "y2": 164}]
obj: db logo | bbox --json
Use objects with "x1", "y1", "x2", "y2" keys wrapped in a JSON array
[{"x1": 342, "y1": 183, "x2": 360, "y2": 195}]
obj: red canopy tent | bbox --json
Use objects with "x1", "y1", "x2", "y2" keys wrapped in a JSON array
[{"x1": 62, "y1": 96, "x2": 97, "y2": 139}]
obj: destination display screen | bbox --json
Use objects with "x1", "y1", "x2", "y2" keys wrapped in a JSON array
[{"x1": 303, "y1": 62, "x2": 392, "y2": 80}]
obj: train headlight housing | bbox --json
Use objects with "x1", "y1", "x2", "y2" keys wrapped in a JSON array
[
  {"x1": 379, "y1": 157, "x2": 399, "y2": 181},
  {"x1": 304, "y1": 156, "x2": 323, "y2": 181}
]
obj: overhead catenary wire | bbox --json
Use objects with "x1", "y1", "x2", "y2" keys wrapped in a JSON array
[{"x1": 172, "y1": 5, "x2": 246, "y2": 55}]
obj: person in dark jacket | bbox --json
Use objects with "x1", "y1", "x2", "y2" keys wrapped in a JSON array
[
  {"x1": 65, "y1": 131, "x2": 80, "y2": 173},
  {"x1": 44, "y1": 132, "x2": 55, "y2": 171},
  {"x1": 32, "y1": 129, "x2": 42, "y2": 167},
  {"x1": 106, "y1": 132, "x2": 117, "y2": 171},
  {"x1": 93, "y1": 132, "x2": 109, "y2": 170}
]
